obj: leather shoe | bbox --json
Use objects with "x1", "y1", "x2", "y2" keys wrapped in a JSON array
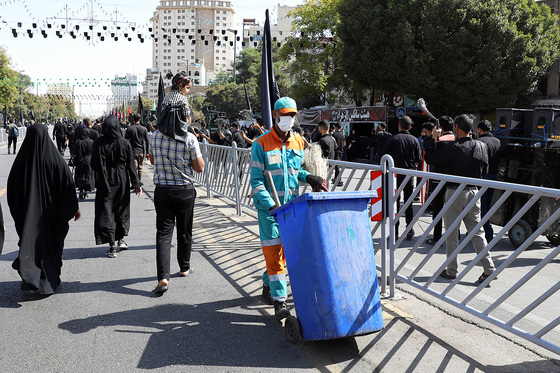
[
  {"x1": 439, "y1": 270, "x2": 456, "y2": 280},
  {"x1": 406, "y1": 229, "x2": 415, "y2": 240},
  {"x1": 155, "y1": 284, "x2": 168, "y2": 294}
]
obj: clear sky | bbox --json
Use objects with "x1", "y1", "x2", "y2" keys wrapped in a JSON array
[{"x1": 0, "y1": 0, "x2": 303, "y2": 116}]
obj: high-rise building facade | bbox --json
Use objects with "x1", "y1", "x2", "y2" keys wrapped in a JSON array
[
  {"x1": 46, "y1": 83, "x2": 75, "y2": 101},
  {"x1": 110, "y1": 74, "x2": 138, "y2": 106},
  {"x1": 151, "y1": 0, "x2": 236, "y2": 87},
  {"x1": 242, "y1": 5, "x2": 294, "y2": 50}
]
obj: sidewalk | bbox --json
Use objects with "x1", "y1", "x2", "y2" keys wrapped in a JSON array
[{"x1": 0, "y1": 154, "x2": 558, "y2": 372}]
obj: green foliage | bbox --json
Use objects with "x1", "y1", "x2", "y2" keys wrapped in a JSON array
[
  {"x1": 202, "y1": 45, "x2": 291, "y2": 119},
  {"x1": 0, "y1": 47, "x2": 18, "y2": 109},
  {"x1": 338, "y1": 0, "x2": 560, "y2": 115},
  {"x1": 279, "y1": 0, "x2": 371, "y2": 107}
]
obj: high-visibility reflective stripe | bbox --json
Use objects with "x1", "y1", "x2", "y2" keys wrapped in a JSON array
[
  {"x1": 269, "y1": 273, "x2": 286, "y2": 282},
  {"x1": 268, "y1": 168, "x2": 299, "y2": 176},
  {"x1": 261, "y1": 238, "x2": 282, "y2": 247},
  {"x1": 250, "y1": 161, "x2": 265, "y2": 170},
  {"x1": 252, "y1": 185, "x2": 267, "y2": 194}
]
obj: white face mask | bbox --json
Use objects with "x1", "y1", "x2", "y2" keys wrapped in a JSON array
[{"x1": 277, "y1": 115, "x2": 295, "y2": 132}]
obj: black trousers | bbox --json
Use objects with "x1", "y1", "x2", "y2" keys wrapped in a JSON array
[
  {"x1": 396, "y1": 174, "x2": 414, "y2": 232},
  {"x1": 154, "y1": 185, "x2": 196, "y2": 281},
  {"x1": 431, "y1": 183, "x2": 445, "y2": 241},
  {"x1": 7, "y1": 136, "x2": 17, "y2": 153},
  {"x1": 334, "y1": 152, "x2": 342, "y2": 180},
  {"x1": 55, "y1": 136, "x2": 66, "y2": 155}
]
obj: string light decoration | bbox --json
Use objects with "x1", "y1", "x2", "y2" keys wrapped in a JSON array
[{"x1": 0, "y1": 0, "x2": 293, "y2": 48}]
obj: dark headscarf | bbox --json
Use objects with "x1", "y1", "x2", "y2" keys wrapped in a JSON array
[
  {"x1": 93, "y1": 115, "x2": 140, "y2": 199},
  {"x1": 102, "y1": 114, "x2": 122, "y2": 141},
  {"x1": 7, "y1": 123, "x2": 78, "y2": 293}
]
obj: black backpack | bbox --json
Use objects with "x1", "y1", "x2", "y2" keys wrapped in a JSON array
[{"x1": 156, "y1": 106, "x2": 189, "y2": 143}]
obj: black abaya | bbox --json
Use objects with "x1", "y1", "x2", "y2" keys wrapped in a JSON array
[
  {"x1": 7, "y1": 123, "x2": 79, "y2": 294},
  {"x1": 92, "y1": 115, "x2": 142, "y2": 245},
  {"x1": 0, "y1": 204, "x2": 4, "y2": 255},
  {"x1": 73, "y1": 129, "x2": 95, "y2": 192}
]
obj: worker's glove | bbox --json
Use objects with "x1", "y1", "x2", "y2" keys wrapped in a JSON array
[{"x1": 306, "y1": 174, "x2": 328, "y2": 192}]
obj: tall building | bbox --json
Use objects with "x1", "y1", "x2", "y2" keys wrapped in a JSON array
[
  {"x1": 151, "y1": 0, "x2": 236, "y2": 87},
  {"x1": 242, "y1": 5, "x2": 294, "y2": 50},
  {"x1": 46, "y1": 83, "x2": 74, "y2": 101},
  {"x1": 110, "y1": 74, "x2": 138, "y2": 106},
  {"x1": 145, "y1": 67, "x2": 161, "y2": 101}
]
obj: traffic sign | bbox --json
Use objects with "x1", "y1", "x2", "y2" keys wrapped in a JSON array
[{"x1": 396, "y1": 107, "x2": 406, "y2": 118}]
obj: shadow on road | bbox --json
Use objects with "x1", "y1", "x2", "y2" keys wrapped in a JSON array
[{"x1": 58, "y1": 297, "x2": 316, "y2": 370}]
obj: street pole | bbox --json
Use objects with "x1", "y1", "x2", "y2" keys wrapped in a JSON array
[
  {"x1": 227, "y1": 28, "x2": 238, "y2": 83},
  {"x1": 233, "y1": 30, "x2": 237, "y2": 83}
]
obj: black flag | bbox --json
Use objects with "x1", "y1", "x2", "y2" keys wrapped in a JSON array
[
  {"x1": 260, "y1": 9, "x2": 280, "y2": 130},
  {"x1": 156, "y1": 73, "x2": 164, "y2": 118},
  {"x1": 137, "y1": 93, "x2": 144, "y2": 124},
  {"x1": 19, "y1": 108, "x2": 24, "y2": 127}
]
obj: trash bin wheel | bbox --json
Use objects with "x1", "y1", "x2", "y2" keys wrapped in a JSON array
[
  {"x1": 546, "y1": 235, "x2": 560, "y2": 246},
  {"x1": 508, "y1": 220, "x2": 532, "y2": 248},
  {"x1": 285, "y1": 316, "x2": 301, "y2": 344}
]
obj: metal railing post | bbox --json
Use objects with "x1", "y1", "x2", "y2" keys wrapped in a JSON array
[
  {"x1": 202, "y1": 139, "x2": 211, "y2": 199},
  {"x1": 381, "y1": 155, "x2": 397, "y2": 298},
  {"x1": 231, "y1": 141, "x2": 242, "y2": 216}
]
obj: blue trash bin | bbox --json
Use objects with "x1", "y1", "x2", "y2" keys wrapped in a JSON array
[{"x1": 271, "y1": 191, "x2": 384, "y2": 341}]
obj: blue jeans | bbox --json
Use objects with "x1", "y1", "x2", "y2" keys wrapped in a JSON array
[{"x1": 481, "y1": 173, "x2": 497, "y2": 241}]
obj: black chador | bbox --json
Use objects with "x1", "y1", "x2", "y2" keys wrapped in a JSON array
[
  {"x1": 92, "y1": 115, "x2": 142, "y2": 246},
  {"x1": 73, "y1": 127, "x2": 95, "y2": 197},
  {"x1": 7, "y1": 124, "x2": 79, "y2": 294}
]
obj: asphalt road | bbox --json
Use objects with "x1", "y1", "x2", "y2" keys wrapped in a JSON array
[{"x1": 1, "y1": 137, "x2": 560, "y2": 372}]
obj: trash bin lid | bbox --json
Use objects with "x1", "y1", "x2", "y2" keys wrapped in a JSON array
[{"x1": 271, "y1": 191, "x2": 377, "y2": 215}]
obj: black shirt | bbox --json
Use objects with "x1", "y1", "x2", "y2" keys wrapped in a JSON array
[
  {"x1": 318, "y1": 134, "x2": 337, "y2": 160},
  {"x1": 332, "y1": 131, "x2": 345, "y2": 155},
  {"x1": 376, "y1": 130, "x2": 391, "y2": 157},
  {"x1": 382, "y1": 130, "x2": 421, "y2": 169},
  {"x1": 232, "y1": 130, "x2": 247, "y2": 148},
  {"x1": 477, "y1": 132, "x2": 501, "y2": 174},
  {"x1": 424, "y1": 136, "x2": 488, "y2": 186},
  {"x1": 53, "y1": 122, "x2": 67, "y2": 138},
  {"x1": 125, "y1": 123, "x2": 150, "y2": 155}
]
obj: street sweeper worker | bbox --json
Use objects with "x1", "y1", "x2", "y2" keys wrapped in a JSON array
[{"x1": 250, "y1": 96, "x2": 327, "y2": 320}]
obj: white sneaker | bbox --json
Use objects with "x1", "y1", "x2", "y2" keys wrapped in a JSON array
[{"x1": 117, "y1": 239, "x2": 128, "y2": 250}]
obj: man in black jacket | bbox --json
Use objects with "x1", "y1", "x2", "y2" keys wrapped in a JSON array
[
  {"x1": 477, "y1": 120, "x2": 502, "y2": 242},
  {"x1": 424, "y1": 114, "x2": 495, "y2": 284},
  {"x1": 382, "y1": 116, "x2": 421, "y2": 240},
  {"x1": 53, "y1": 121, "x2": 67, "y2": 155},
  {"x1": 317, "y1": 120, "x2": 337, "y2": 160},
  {"x1": 231, "y1": 122, "x2": 247, "y2": 148},
  {"x1": 125, "y1": 113, "x2": 150, "y2": 181},
  {"x1": 332, "y1": 123, "x2": 345, "y2": 186}
]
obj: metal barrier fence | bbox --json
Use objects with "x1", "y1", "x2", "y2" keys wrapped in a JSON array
[
  {"x1": 0, "y1": 126, "x2": 27, "y2": 146},
  {"x1": 194, "y1": 141, "x2": 560, "y2": 356}
]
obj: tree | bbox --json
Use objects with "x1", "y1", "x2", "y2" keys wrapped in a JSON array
[
  {"x1": 0, "y1": 47, "x2": 18, "y2": 111},
  {"x1": 205, "y1": 72, "x2": 248, "y2": 119},
  {"x1": 278, "y1": 0, "x2": 372, "y2": 107},
  {"x1": 338, "y1": 0, "x2": 560, "y2": 115}
]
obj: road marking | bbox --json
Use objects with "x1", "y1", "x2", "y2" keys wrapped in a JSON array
[{"x1": 0, "y1": 187, "x2": 6, "y2": 197}]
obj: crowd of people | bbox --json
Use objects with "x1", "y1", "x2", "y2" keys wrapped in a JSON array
[{"x1": 2, "y1": 68, "x2": 502, "y2": 316}]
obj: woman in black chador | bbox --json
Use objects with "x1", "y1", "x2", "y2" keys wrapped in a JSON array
[
  {"x1": 74, "y1": 127, "x2": 95, "y2": 199},
  {"x1": 92, "y1": 115, "x2": 142, "y2": 258},
  {"x1": 7, "y1": 123, "x2": 81, "y2": 294}
]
